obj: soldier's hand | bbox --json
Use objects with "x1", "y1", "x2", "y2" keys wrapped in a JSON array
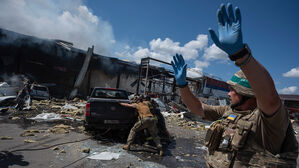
[
  {"x1": 171, "y1": 54, "x2": 187, "y2": 86},
  {"x1": 209, "y1": 3, "x2": 244, "y2": 56}
]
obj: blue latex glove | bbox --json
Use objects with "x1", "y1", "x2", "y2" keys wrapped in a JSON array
[
  {"x1": 209, "y1": 3, "x2": 244, "y2": 55},
  {"x1": 171, "y1": 54, "x2": 187, "y2": 86}
]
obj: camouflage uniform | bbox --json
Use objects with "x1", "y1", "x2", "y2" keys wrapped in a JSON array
[
  {"x1": 125, "y1": 101, "x2": 162, "y2": 150},
  {"x1": 204, "y1": 71, "x2": 298, "y2": 167}
]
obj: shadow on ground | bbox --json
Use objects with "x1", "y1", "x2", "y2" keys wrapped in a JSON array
[{"x1": 0, "y1": 151, "x2": 29, "y2": 168}]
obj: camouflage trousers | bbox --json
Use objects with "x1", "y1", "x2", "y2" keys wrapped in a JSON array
[{"x1": 127, "y1": 116, "x2": 161, "y2": 148}]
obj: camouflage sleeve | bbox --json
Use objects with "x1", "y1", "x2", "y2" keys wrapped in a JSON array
[
  {"x1": 259, "y1": 102, "x2": 289, "y2": 154},
  {"x1": 202, "y1": 103, "x2": 230, "y2": 121}
]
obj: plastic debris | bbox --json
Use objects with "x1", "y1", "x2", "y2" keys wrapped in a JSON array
[
  {"x1": 29, "y1": 113, "x2": 62, "y2": 121},
  {"x1": 87, "y1": 152, "x2": 120, "y2": 160},
  {"x1": 62, "y1": 104, "x2": 78, "y2": 110},
  {"x1": 196, "y1": 146, "x2": 208, "y2": 151}
]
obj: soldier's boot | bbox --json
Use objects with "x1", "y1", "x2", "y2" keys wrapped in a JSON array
[
  {"x1": 122, "y1": 144, "x2": 131, "y2": 151},
  {"x1": 157, "y1": 144, "x2": 163, "y2": 156}
]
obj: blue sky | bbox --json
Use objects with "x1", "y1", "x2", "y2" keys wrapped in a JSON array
[{"x1": 1, "y1": 0, "x2": 298, "y2": 94}]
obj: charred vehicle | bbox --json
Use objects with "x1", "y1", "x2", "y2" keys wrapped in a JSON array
[
  {"x1": 84, "y1": 87, "x2": 137, "y2": 130},
  {"x1": 29, "y1": 84, "x2": 50, "y2": 100}
]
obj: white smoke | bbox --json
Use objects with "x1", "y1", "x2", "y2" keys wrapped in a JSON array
[{"x1": 0, "y1": 0, "x2": 115, "y2": 55}]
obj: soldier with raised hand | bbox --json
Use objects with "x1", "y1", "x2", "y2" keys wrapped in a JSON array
[{"x1": 171, "y1": 3, "x2": 298, "y2": 167}]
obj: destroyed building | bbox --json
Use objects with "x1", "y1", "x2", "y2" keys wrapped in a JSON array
[
  {"x1": 0, "y1": 28, "x2": 229, "y2": 101},
  {"x1": 0, "y1": 28, "x2": 140, "y2": 98}
]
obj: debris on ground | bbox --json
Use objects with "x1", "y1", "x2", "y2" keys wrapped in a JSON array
[
  {"x1": 24, "y1": 139, "x2": 37, "y2": 143},
  {"x1": 20, "y1": 129, "x2": 44, "y2": 137},
  {"x1": 50, "y1": 124, "x2": 74, "y2": 134},
  {"x1": 0, "y1": 136, "x2": 13, "y2": 140},
  {"x1": 82, "y1": 148, "x2": 90, "y2": 153},
  {"x1": 163, "y1": 111, "x2": 210, "y2": 131},
  {"x1": 196, "y1": 146, "x2": 208, "y2": 151},
  {"x1": 30, "y1": 113, "x2": 62, "y2": 121},
  {"x1": 11, "y1": 116, "x2": 20, "y2": 120},
  {"x1": 52, "y1": 146, "x2": 59, "y2": 150},
  {"x1": 87, "y1": 152, "x2": 120, "y2": 160}
]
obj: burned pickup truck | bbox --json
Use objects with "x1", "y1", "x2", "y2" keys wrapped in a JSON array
[{"x1": 84, "y1": 87, "x2": 137, "y2": 131}]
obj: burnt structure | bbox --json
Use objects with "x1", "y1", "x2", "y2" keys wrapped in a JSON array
[
  {"x1": 137, "y1": 57, "x2": 203, "y2": 102},
  {"x1": 0, "y1": 28, "x2": 205, "y2": 100},
  {"x1": 0, "y1": 28, "x2": 139, "y2": 98}
]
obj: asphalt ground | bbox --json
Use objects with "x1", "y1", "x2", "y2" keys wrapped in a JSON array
[{"x1": 1, "y1": 109, "x2": 298, "y2": 168}]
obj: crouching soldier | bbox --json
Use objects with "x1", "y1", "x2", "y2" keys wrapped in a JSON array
[{"x1": 120, "y1": 97, "x2": 163, "y2": 156}]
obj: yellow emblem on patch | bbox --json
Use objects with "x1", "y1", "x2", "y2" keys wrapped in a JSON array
[{"x1": 227, "y1": 114, "x2": 237, "y2": 121}]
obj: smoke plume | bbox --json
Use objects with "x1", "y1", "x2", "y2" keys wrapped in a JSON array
[{"x1": 0, "y1": 0, "x2": 115, "y2": 55}]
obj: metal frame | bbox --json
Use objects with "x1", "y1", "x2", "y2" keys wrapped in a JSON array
[{"x1": 136, "y1": 57, "x2": 203, "y2": 102}]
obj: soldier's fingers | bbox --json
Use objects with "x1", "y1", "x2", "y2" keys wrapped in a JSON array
[
  {"x1": 227, "y1": 3, "x2": 235, "y2": 24},
  {"x1": 171, "y1": 61, "x2": 178, "y2": 74},
  {"x1": 173, "y1": 55, "x2": 179, "y2": 67},
  {"x1": 220, "y1": 4, "x2": 229, "y2": 25},
  {"x1": 235, "y1": 7, "x2": 241, "y2": 24},
  {"x1": 217, "y1": 9, "x2": 224, "y2": 26}
]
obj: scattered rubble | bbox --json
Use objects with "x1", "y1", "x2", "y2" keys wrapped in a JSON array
[
  {"x1": 162, "y1": 111, "x2": 210, "y2": 131},
  {"x1": 0, "y1": 136, "x2": 13, "y2": 140},
  {"x1": 24, "y1": 139, "x2": 37, "y2": 143},
  {"x1": 52, "y1": 146, "x2": 59, "y2": 151},
  {"x1": 82, "y1": 148, "x2": 90, "y2": 153},
  {"x1": 50, "y1": 124, "x2": 74, "y2": 134},
  {"x1": 20, "y1": 129, "x2": 44, "y2": 137},
  {"x1": 11, "y1": 116, "x2": 20, "y2": 120}
]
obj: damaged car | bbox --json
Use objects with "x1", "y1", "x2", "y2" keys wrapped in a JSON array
[
  {"x1": 29, "y1": 84, "x2": 50, "y2": 100},
  {"x1": 84, "y1": 87, "x2": 137, "y2": 131},
  {"x1": 0, "y1": 82, "x2": 18, "y2": 112}
]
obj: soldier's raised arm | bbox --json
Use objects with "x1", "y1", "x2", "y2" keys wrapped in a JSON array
[
  {"x1": 208, "y1": 3, "x2": 280, "y2": 116},
  {"x1": 171, "y1": 54, "x2": 205, "y2": 118}
]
